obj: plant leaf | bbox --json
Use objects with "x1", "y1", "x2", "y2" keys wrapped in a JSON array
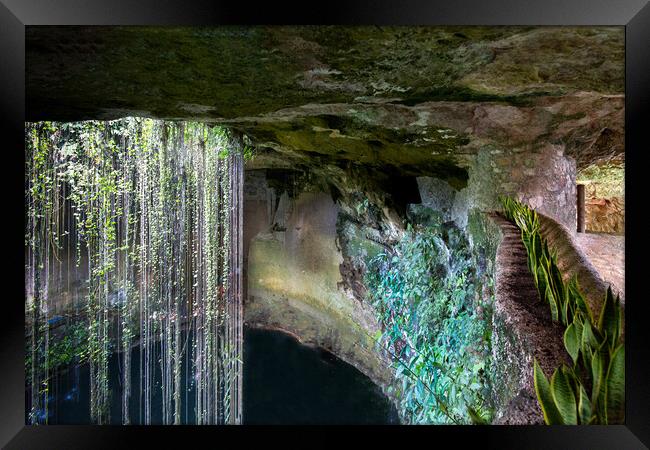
[
  {"x1": 598, "y1": 287, "x2": 619, "y2": 346},
  {"x1": 578, "y1": 382, "x2": 593, "y2": 424},
  {"x1": 605, "y1": 344, "x2": 625, "y2": 424},
  {"x1": 564, "y1": 322, "x2": 580, "y2": 364},
  {"x1": 582, "y1": 320, "x2": 598, "y2": 349},
  {"x1": 591, "y1": 348, "x2": 604, "y2": 408},
  {"x1": 551, "y1": 366, "x2": 578, "y2": 424},
  {"x1": 546, "y1": 283, "x2": 559, "y2": 322},
  {"x1": 569, "y1": 276, "x2": 592, "y2": 322},
  {"x1": 467, "y1": 406, "x2": 488, "y2": 425},
  {"x1": 533, "y1": 359, "x2": 564, "y2": 424}
]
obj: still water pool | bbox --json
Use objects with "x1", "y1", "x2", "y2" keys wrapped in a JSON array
[{"x1": 29, "y1": 327, "x2": 398, "y2": 425}]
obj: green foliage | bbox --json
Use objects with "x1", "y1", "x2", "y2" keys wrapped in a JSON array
[
  {"x1": 24, "y1": 322, "x2": 85, "y2": 386},
  {"x1": 576, "y1": 163, "x2": 624, "y2": 199},
  {"x1": 533, "y1": 359, "x2": 564, "y2": 424},
  {"x1": 366, "y1": 224, "x2": 494, "y2": 424},
  {"x1": 467, "y1": 209, "x2": 500, "y2": 266},
  {"x1": 26, "y1": 118, "x2": 246, "y2": 425},
  {"x1": 501, "y1": 196, "x2": 625, "y2": 424},
  {"x1": 355, "y1": 198, "x2": 370, "y2": 216},
  {"x1": 243, "y1": 145, "x2": 255, "y2": 161},
  {"x1": 48, "y1": 322, "x2": 91, "y2": 369}
]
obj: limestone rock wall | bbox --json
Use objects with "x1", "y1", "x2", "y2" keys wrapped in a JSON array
[
  {"x1": 27, "y1": 27, "x2": 624, "y2": 124},
  {"x1": 244, "y1": 171, "x2": 393, "y2": 393},
  {"x1": 414, "y1": 144, "x2": 577, "y2": 231},
  {"x1": 243, "y1": 140, "x2": 583, "y2": 418},
  {"x1": 416, "y1": 177, "x2": 456, "y2": 222}
]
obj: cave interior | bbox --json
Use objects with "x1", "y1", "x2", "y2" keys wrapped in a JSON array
[{"x1": 25, "y1": 25, "x2": 625, "y2": 425}]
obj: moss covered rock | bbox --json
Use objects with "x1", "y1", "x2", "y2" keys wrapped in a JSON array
[{"x1": 28, "y1": 26, "x2": 624, "y2": 175}]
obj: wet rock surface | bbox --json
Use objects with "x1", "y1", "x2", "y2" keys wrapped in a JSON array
[{"x1": 27, "y1": 27, "x2": 623, "y2": 120}]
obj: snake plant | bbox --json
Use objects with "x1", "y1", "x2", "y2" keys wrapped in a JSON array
[{"x1": 500, "y1": 197, "x2": 624, "y2": 424}]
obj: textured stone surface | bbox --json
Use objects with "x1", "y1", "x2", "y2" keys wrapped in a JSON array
[
  {"x1": 585, "y1": 196, "x2": 624, "y2": 234},
  {"x1": 574, "y1": 233, "x2": 625, "y2": 301},
  {"x1": 537, "y1": 213, "x2": 624, "y2": 319},
  {"x1": 416, "y1": 177, "x2": 457, "y2": 221},
  {"x1": 27, "y1": 26, "x2": 624, "y2": 177},
  {"x1": 27, "y1": 26, "x2": 624, "y2": 238},
  {"x1": 245, "y1": 184, "x2": 393, "y2": 393},
  {"x1": 27, "y1": 27, "x2": 623, "y2": 120},
  {"x1": 451, "y1": 144, "x2": 577, "y2": 230},
  {"x1": 490, "y1": 214, "x2": 570, "y2": 425}
]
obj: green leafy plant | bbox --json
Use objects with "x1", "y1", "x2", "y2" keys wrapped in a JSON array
[
  {"x1": 365, "y1": 224, "x2": 495, "y2": 424},
  {"x1": 500, "y1": 196, "x2": 624, "y2": 424},
  {"x1": 26, "y1": 119, "x2": 247, "y2": 425}
]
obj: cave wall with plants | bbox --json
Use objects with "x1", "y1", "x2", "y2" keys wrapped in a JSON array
[
  {"x1": 25, "y1": 119, "x2": 246, "y2": 425},
  {"x1": 239, "y1": 153, "x2": 578, "y2": 423},
  {"x1": 25, "y1": 25, "x2": 625, "y2": 425}
]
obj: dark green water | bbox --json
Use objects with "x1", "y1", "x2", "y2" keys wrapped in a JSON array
[
  {"x1": 243, "y1": 328, "x2": 398, "y2": 424},
  {"x1": 28, "y1": 327, "x2": 398, "y2": 424}
]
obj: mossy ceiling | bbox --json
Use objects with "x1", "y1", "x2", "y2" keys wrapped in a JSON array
[{"x1": 26, "y1": 26, "x2": 624, "y2": 175}]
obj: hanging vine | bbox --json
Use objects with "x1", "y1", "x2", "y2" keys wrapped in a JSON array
[{"x1": 25, "y1": 118, "x2": 245, "y2": 425}]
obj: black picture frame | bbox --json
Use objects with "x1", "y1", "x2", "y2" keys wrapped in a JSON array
[{"x1": 1, "y1": 1, "x2": 648, "y2": 448}]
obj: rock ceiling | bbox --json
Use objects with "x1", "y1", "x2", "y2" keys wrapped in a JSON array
[{"x1": 26, "y1": 26, "x2": 624, "y2": 173}]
